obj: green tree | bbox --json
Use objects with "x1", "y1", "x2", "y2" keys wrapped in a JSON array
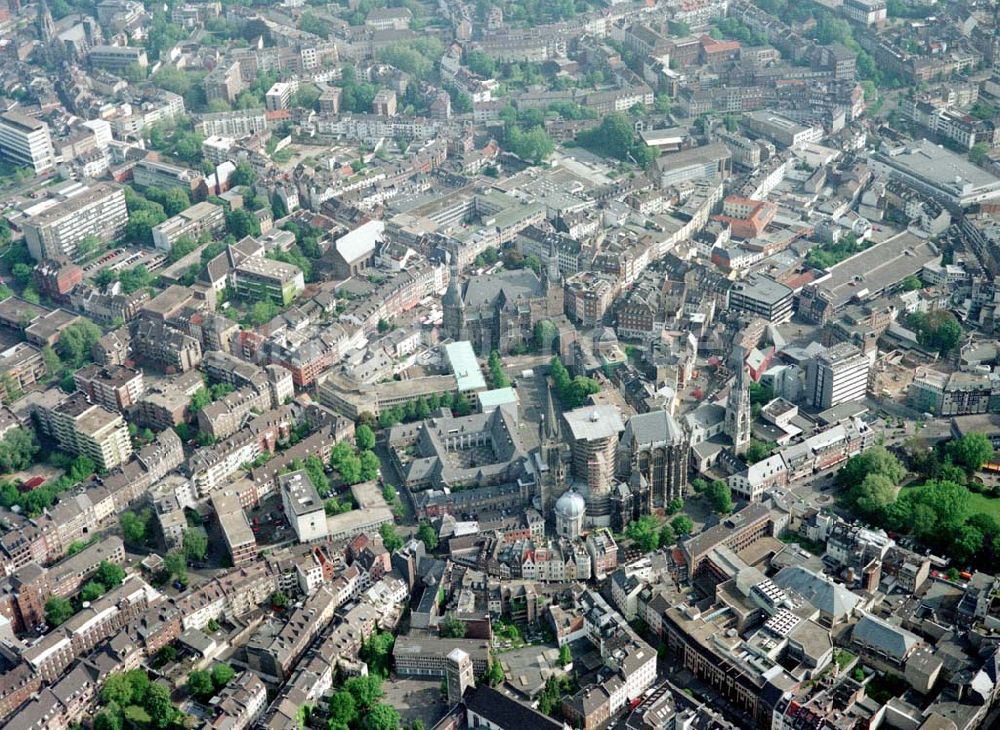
[
  {"x1": 96, "y1": 560, "x2": 126, "y2": 589},
  {"x1": 850, "y1": 473, "x2": 897, "y2": 522},
  {"x1": 81, "y1": 580, "x2": 106, "y2": 602},
  {"x1": 360, "y1": 631, "x2": 395, "y2": 678},
  {"x1": 658, "y1": 522, "x2": 675, "y2": 548},
  {"x1": 365, "y1": 704, "x2": 401, "y2": 730},
  {"x1": 947, "y1": 433, "x2": 994, "y2": 473},
  {"x1": 344, "y1": 675, "x2": 384, "y2": 711},
  {"x1": 359, "y1": 450, "x2": 380, "y2": 481},
  {"x1": 45, "y1": 595, "x2": 73, "y2": 626},
  {"x1": 705, "y1": 480, "x2": 733, "y2": 514},
  {"x1": 271, "y1": 591, "x2": 289, "y2": 610},
  {"x1": 164, "y1": 550, "x2": 187, "y2": 582},
  {"x1": 94, "y1": 704, "x2": 123, "y2": 730},
  {"x1": 183, "y1": 529, "x2": 208, "y2": 561},
  {"x1": 488, "y1": 350, "x2": 510, "y2": 387},
  {"x1": 901, "y1": 275, "x2": 923, "y2": 291},
  {"x1": 906, "y1": 310, "x2": 962, "y2": 354},
  {"x1": 625, "y1": 515, "x2": 661, "y2": 552},
  {"x1": 466, "y1": 50, "x2": 496, "y2": 77},
  {"x1": 559, "y1": 644, "x2": 572, "y2": 667},
  {"x1": 187, "y1": 669, "x2": 214, "y2": 699},
  {"x1": 380, "y1": 522, "x2": 403, "y2": 552},
  {"x1": 356, "y1": 424, "x2": 376, "y2": 450},
  {"x1": 744, "y1": 440, "x2": 774, "y2": 464},
  {"x1": 229, "y1": 162, "x2": 256, "y2": 187},
  {"x1": 0, "y1": 427, "x2": 39, "y2": 472},
  {"x1": 441, "y1": 613, "x2": 467, "y2": 638},
  {"x1": 146, "y1": 682, "x2": 178, "y2": 729},
  {"x1": 225, "y1": 208, "x2": 261, "y2": 238},
  {"x1": 55, "y1": 320, "x2": 102, "y2": 368},
  {"x1": 417, "y1": 521, "x2": 438, "y2": 551},
  {"x1": 210, "y1": 662, "x2": 235, "y2": 690},
  {"x1": 671, "y1": 514, "x2": 694, "y2": 536},
  {"x1": 577, "y1": 112, "x2": 656, "y2": 167},
  {"x1": 970, "y1": 142, "x2": 990, "y2": 165},
  {"x1": 120, "y1": 510, "x2": 149, "y2": 544},
  {"x1": 329, "y1": 690, "x2": 358, "y2": 728},
  {"x1": 837, "y1": 446, "x2": 906, "y2": 488}
]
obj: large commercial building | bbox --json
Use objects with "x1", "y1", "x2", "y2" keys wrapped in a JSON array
[
  {"x1": 279, "y1": 470, "x2": 328, "y2": 543},
  {"x1": 45, "y1": 392, "x2": 134, "y2": 470},
  {"x1": 806, "y1": 343, "x2": 870, "y2": 409},
  {"x1": 151, "y1": 201, "x2": 226, "y2": 252},
  {"x1": 0, "y1": 111, "x2": 55, "y2": 174},
  {"x1": 746, "y1": 111, "x2": 823, "y2": 148},
  {"x1": 19, "y1": 182, "x2": 128, "y2": 262},
  {"x1": 88, "y1": 44, "x2": 149, "y2": 72},
  {"x1": 869, "y1": 139, "x2": 1000, "y2": 209}
]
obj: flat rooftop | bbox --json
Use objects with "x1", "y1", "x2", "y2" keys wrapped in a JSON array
[
  {"x1": 818, "y1": 231, "x2": 938, "y2": 308},
  {"x1": 444, "y1": 341, "x2": 486, "y2": 392}
]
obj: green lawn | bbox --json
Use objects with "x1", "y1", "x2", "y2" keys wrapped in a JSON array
[{"x1": 966, "y1": 492, "x2": 1000, "y2": 521}]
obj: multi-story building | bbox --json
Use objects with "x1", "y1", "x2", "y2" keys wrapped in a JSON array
[
  {"x1": 131, "y1": 318, "x2": 203, "y2": 373},
  {"x1": 265, "y1": 81, "x2": 296, "y2": 111},
  {"x1": 841, "y1": 0, "x2": 886, "y2": 27},
  {"x1": 73, "y1": 364, "x2": 144, "y2": 412},
  {"x1": 88, "y1": 44, "x2": 148, "y2": 71},
  {"x1": 204, "y1": 61, "x2": 244, "y2": 105},
  {"x1": 0, "y1": 111, "x2": 55, "y2": 174},
  {"x1": 806, "y1": 342, "x2": 870, "y2": 409},
  {"x1": 211, "y1": 491, "x2": 257, "y2": 568},
  {"x1": 746, "y1": 111, "x2": 824, "y2": 148},
  {"x1": 563, "y1": 271, "x2": 617, "y2": 328},
  {"x1": 908, "y1": 369, "x2": 1000, "y2": 416},
  {"x1": 151, "y1": 201, "x2": 226, "y2": 252},
  {"x1": 231, "y1": 257, "x2": 305, "y2": 305},
  {"x1": 0, "y1": 342, "x2": 48, "y2": 403},
  {"x1": 727, "y1": 276, "x2": 793, "y2": 324},
  {"x1": 131, "y1": 158, "x2": 201, "y2": 193},
  {"x1": 279, "y1": 470, "x2": 328, "y2": 543},
  {"x1": 45, "y1": 392, "x2": 133, "y2": 470},
  {"x1": 33, "y1": 259, "x2": 83, "y2": 301},
  {"x1": 19, "y1": 182, "x2": 128, "y2": 262},
  {"x1": 195, "y1": 109, "x2": 268, "y2": 138}
]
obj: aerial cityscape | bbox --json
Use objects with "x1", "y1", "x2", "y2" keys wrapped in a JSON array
[{"x1": 0, "y1": 0, "x2": 1000, "y2": 728}]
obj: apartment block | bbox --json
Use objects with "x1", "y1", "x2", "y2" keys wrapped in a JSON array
[
  {"x1": 0, "y1": 111, "x2": 55, "y2": 174},
  {"x1": 20, "y1": 182, "x2": 128, "y2": 262},
  {"x1": 45, "y1": 392, "x2": 134, "y2": 470},
  {"x1": 0, "y1": 342, "x2": 48, "y2": 403},
  {"x1": 211, "y1": 491, "x2": 257, "y2": 568},
  {"x1": 73, "y1": 364, "x2": 144, "y2": 412},
  {"x1": 231, "y1": 257, "x2": 304, "y2": 306},
  {"x1": 151, "y1": 201, "x2": 226, "y2": 252}
]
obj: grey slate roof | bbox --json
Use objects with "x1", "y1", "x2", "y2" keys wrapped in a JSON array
[
  {"x1": 852, "y1": 613, "x2": 920, "y2": 662},
  {"x1": 772, "y1": 566, "x2": 861, "y2": 621}
]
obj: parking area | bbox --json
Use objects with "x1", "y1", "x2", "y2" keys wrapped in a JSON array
[{"x1": 246, "y1": 495, "x2": 292, "y2": 545}]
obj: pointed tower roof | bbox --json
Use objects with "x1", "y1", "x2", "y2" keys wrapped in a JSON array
[
  {"x1": 443, "y1": 263, "x2": 463, "y2": 309},
  {"x1": 542, "y1": 384, "x2": 559, "y2": 440}
]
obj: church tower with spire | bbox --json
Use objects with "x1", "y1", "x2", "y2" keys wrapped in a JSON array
[
  {"x1": 38, "y1": 0, "x2": 56, "y2": 45},
  {"x1": 442, "y1": 260, "x2": 464, "y2": 341},
  {"x1": 725, "y1": 364, "x2": 752, "y2": 454}
]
